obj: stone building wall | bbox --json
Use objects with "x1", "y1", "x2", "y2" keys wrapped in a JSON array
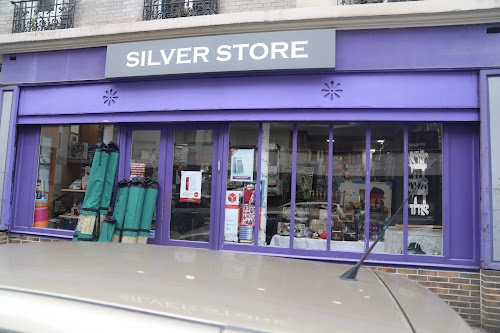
[{"x1": 0, "y1": 0, "x2": 297, "y2": 35}]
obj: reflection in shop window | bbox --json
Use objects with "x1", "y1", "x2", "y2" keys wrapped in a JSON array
[
  {"x1": 33, "y1": 124, "x2": 117, "y2": 230},
  {"x1": 130, "y1": 130, "x2": 161, "y2": 233},
  {"x1": 292, "y1": 123, "x2": 329, "y2": 251},
  {"x1": 130, "y1": 131, "x2": 161, "y2": 179},
  {"x1": 261, "y1": 123, "x2": 293, "y2": 247},
  {"x1": 221, "y1": 121, "x2": 445, "y2": 257},
  {"x1": 170, "y1": 130, "x2": 214, "y2": 242},
  {"x1": 331, "y1": 123, "x2": 367, "y2": 252},
  {"x1": 406, "y1": 123, "x2": 443, "y2": 256},
  {"x1": 224, "y1": 123, "x2": 259, "y2": 244},
  {"x1": 370, "y1": 123, "x2": 404, "y2": 254}
]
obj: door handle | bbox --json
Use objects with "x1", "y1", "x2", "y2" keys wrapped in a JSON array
[{"x1": 218, "y1": 160, "x2": 221, "y2": 173}]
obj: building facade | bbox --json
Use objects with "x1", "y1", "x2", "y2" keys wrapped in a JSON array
[{"x1": 1, "y1": 0, "x2": 500, "y2": 330}]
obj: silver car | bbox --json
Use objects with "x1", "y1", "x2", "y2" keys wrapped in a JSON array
[{"x1": 0, "y1": 242, "x2": 472, "y2": 332}]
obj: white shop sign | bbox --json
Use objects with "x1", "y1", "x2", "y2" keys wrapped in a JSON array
[{"x1": 105, "y1": 29, "x2": 335, "y2": 78}]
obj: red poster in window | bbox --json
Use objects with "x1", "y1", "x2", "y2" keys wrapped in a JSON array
[
  {"x1": 180, "y1": 171, "x2": 202, "y2": 203},
  {"x1": 241, "y1": 204, "x2": 256, "y2": 226}
]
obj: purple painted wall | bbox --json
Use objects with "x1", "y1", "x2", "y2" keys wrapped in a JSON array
[
  {"x1": 337, "y1": 24, "x2": 500, "y2": 71},
  {"x1": 16, "y1": 72, "x2": 478, "y2": 119},
  {"x1": 447, "y1": 123, "x2": 480, "y2": 263},
  {"x1": 1, "y1": 24, "x2": 500, "y2": 84},
  {"x1": 1, "y1": 48, "x2": 106, "y2": 84}
]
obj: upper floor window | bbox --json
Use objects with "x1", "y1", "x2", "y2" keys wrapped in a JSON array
[
  {"x1": 12, "y1": 0, "x2": 75, "y2": 33},
  {"x1": 143, "y1": 0, "x2": 219, "y2": 21}
]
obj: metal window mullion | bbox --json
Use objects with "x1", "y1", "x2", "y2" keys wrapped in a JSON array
[
  {"x1": 254, "y1": 123, "x2": 263, "y2": 246},
  {"x1": 0, "y1": 90, "x2": 15, "y2": 230},
  {"x1": 327, "y1": 123, "x2": 333, "y2": 252},
  {"x1": 218, "y1": 123, "x2": 230, "y2": 250},
  {"x1": 403, "y1": 124, "x2": 409, "y2": 256},
  {"x1": 364, "y1": 123, "x2": 371, "y2": 252},
  {"x1": 289, "y1": 123, "x2": 298, "y2": 251}
]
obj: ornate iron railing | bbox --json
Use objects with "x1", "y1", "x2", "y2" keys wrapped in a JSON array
[
  {"x1": 338, "y1": 0, "x2": 421, "y2": 4},
  {"x1": 143, "y1": 0, "x2": 218, "y2": 21},
  {"x1": 11, "y1": 0, "x2": 75, "y2": 33}
]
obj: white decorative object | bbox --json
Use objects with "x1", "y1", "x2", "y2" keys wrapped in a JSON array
[{"x1": 409, "y1": 150, "x2": 430, "y2": 216}]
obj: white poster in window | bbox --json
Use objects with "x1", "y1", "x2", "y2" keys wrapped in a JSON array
[
  {"x1": 38, "y1": 165, "x2": 50, "y2": 193},
  {"x1": 180, "y1": 171, "x2": 202, "y2": 203},
  {"x1": 230, "y1": 149, "x2": 254, "y2": 181},
  {"x1": 40, "y1": 136, "x2": 52, "y2": 164},
  {"x1": 224, "y1": 191, "x2": 240, "y2": 242}
]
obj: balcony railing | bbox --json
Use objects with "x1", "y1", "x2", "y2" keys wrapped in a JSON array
[
  {"x1": 143, "y1": 0, "x2": 218, "y2": 21},
  {"x1": 11, "y1": 0, "x2": 75, "y2": 33},
  {"x1": 338, "y1": 0, "x2": 421, "y2": 4}
]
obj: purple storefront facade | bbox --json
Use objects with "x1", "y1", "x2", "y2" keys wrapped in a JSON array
[{"x1": 1, "y1": 23, "x2": 499, "y2": 272}]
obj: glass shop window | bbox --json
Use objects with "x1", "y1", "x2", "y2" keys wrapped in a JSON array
[
  {"x1": 261, "y1": 123, "x2": 294, "y2": 247},
  {"x1": 331, "y1": 123, "x2": 367, "y2": 252},
  {"x1": 129, "y1": 130, "x2": 161, "y2": 232},
  {"x1": 224, "y1": 123, "x2": 259, "y2": 244},
  {"x1": 33, "y1": 124, "x2": 118, "y2": 230},
  {"x1": 407, "y1": 123, "x2": 443, "y2": 256},
  {"x1": 130, "y1": 131, "x2": 161, "y2": 179},
  {"x1": 170, "y1": 130, "x2": 214, "y2": 242},
  {"x1": 370, "y1": 123, "x2": 404, "y2": 254},
  {"x1": 292, "y1": 124, "x2": 330, "y2": 250}
]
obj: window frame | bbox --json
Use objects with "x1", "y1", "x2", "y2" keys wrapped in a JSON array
[{"x1": 220, "y1": 121, "x2": 479, "y2": 268}]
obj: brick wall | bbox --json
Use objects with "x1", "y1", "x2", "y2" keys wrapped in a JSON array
[
  {"x1": 482, "y1": 269, "x2": 500, "y2": 331},
  {"x1": 0, "y1": 231, "x2": 67, "y2": 244},
  {"x1": 367, "y1": 266, "x2": 483, "y2": 328}
]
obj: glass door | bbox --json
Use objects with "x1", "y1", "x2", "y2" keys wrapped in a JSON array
[{"x1": 164, "y1": 125, "x2": 222, "y2": 249}]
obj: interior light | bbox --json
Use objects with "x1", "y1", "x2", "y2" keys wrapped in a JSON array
[
  {"x1": 370, "y1": 149, "x2": 376, "y2": 153},
  {"x1": 377, "y1": 140, "x2": 385, "y2": 144},
  {"x1": 332, "y1": 301, "x2": 342, "y2": 305},
  {"x1": 185, "y1": 275, "x2": 195, "y2": 280}
]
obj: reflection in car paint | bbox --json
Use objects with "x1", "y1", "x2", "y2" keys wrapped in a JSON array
[{"x1": 120, "y1": 295, "x2": 289, "y2": 327}]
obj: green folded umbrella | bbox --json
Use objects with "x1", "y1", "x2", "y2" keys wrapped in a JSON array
[
  {"x1": 98, "y1": 216, "x2": 117, "y2": 242},
  {"x1": 121, "y1": 177, "x2": 146, "y2": 244},
  {"x1": 137, "y1": 178, "x2": 159, "y2": 244},
  {"x1": 99, "y1": 142, "x2": 120, "y2": 217},
  {"x1": 73, "y1": 143, "x2": 110, "y2": 242},
  {"x1": 111, "y1": 179, "x2": 131, "y2": 243}
]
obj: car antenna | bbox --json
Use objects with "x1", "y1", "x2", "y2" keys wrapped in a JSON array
[{"x1": 340, "y1": 159, "x2": 437, "y2": 281}]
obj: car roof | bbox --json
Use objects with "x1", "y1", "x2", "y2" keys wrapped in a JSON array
[{"x1": 0, "y1": 243, "x2": 459, "y2": 332}]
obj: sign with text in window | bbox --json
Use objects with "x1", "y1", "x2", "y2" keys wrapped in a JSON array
[
  {"x1": 224, "y1": 191, "x2": 240, "y2": 243},
  {"x1": 180, "y1": 171, "x2": 202, "y2": 203},
  {"x1": 105, "y1": 29, "x2": 335, "y2": 78},
  {"x1": 230, "y1": 148, "x2": 254, "y2": 181}
]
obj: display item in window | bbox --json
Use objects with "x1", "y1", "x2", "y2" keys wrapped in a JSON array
[
  {"x1": 243, "y1": 182, "x2": 255, "y2": 205},
  {"x1": 69, "y1": 142, "x2": 88, "y2": 159},
  {"x1": 73, "y1": 142, "x2": 120, "y2": 242},
  {"x1": 34, "y1": 197, "x2": 49, "y2": 228}
]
